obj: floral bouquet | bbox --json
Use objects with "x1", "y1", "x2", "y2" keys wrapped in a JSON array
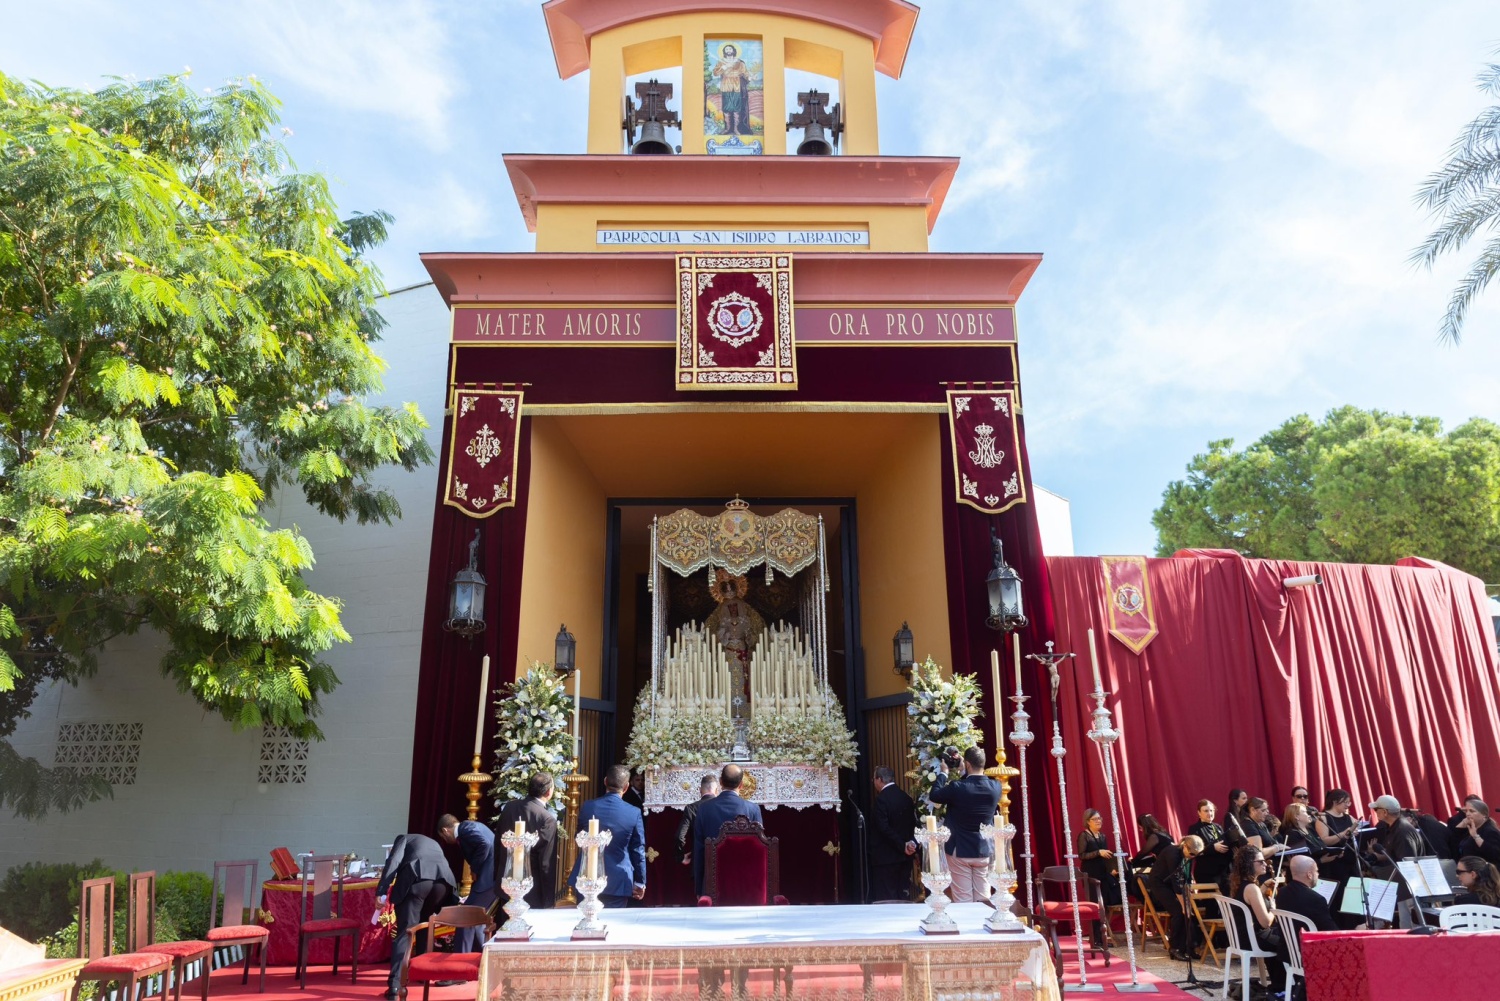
[
  {"x1": 905, "y1": 657, "x2": 983, "y2": 811},
  {"x1": 749, "y1": 693, "x2": 859, "y2": 770},
  {"x1": 624, "y1": 696, "x2": 736, "y2": 771},
  {"x1": 491, "y1": 663, "x2": 575, "y2": 821}
]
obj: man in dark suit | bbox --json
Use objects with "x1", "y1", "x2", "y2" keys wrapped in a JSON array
[
  {"x1": 438, "y1": 813, "x2": 494, "y2": 952},
  {"x1": 376, "y1": 831, "x2": 457, "y2": 1000},
  {"x1": 677, "y1": 774, "x2": 720, "y2": 866},
  {"x1": 926, "y1": 746, "x2": 1001, "y2": 902},
  {"x1": 1277, "y1": 856, "x2": 1338, "y2": 931},
  {"x1": 496, "y1": 772, "x2": 559, "y2": 910},
  {"x1": 570, "y1": 764, "x2": 647, "y2": 908},
  {"x1": 692, "y1": 763, "x2": 764, "y2": 897},
  {"x1": 869, "y1": 766, "x2": 917, "y2": 901}
]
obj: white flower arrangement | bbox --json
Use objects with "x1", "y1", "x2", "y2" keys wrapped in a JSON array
[
  {"x1": 491, "y1": 663, "x2": 575, "y2": 820},
  {"x1": 625, "y1": 689, "x2": 859, "y2": 772},
  {"x1": 906, "y1": 656, "x2": 984, "y2": 812},
  {"x1": 749, "y1": 693, "x2": 859, "y2": 770},
  {"x1": 624, "y1": 697, "x2": 735, "y2": 771}
]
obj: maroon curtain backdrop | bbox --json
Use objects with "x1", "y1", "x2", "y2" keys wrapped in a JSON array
[
  {"x1": 1042, "y1": 550, "x2": 1500, "y2": 857},
  {"x1": 406, "y1": 412, "x2": 533, "y2": 834}
]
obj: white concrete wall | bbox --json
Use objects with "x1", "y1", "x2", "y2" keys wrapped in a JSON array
[
  {"x1": 1034, "y1": 485, "x2": 1075, "y2": 557},
  {"x1": 0, "y1": 284, "x2": 450, "y2": 876}
]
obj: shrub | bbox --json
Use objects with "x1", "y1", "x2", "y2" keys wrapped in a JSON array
[
  {"x1": 154, "y1": 871, "x2": 213, "y2": 941},
  {"x1": 0, "y1": 859, "x2": 113, "y2": 942}
]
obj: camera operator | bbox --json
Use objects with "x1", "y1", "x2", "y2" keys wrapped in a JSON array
[{"x1": 927, "y1": 746, "x2": 1001, "y2": 902}]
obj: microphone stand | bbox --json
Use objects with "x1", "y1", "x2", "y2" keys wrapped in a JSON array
[
  {"x1": 1172, "y1": 855, "x2": 1218, "y2": 993},
  {"x1": 1349, "y1": 827, "x2": 1376, "y2": 928},
  {"x1": 1367, "y1": 838, "x2": 1434, "y2": 932},
  {"x1": 846, "y1": 789, "x2": 868, "y2": 905}
]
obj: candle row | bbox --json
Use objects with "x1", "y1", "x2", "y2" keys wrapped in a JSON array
[
  {"x1": 747, "y1": 623, "x2": 817, "y2": 715},
  {"x1": 660, "y1": 623, "x2": 733, "y2": 717}
]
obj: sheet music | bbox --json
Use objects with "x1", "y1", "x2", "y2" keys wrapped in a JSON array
[
  {"x1": 1417, "y1": 857, "x2": 1453, "y2": 896},
  {"x1": 1395, "y1": 859, "x2": 1429, "y2": 896},
  {"x1": 1313, "y1": 879, "x2": 1338, "y2": 902},
  {"x1": 1339, "y1": 877, "x2": 1401, "y2": 923}
]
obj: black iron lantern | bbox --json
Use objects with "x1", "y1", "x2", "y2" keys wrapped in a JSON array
[
  {"x1": 443, "y1": 529, "x2": 487, "y2": 640},
  {"x1": 985, "y1": 524, "x2": 1027, "y2": 632},
  {"x1": 893, "y1": 622, "x2": 915, "y2": 678},
  {"x1": 554, "y1": 624, "x2": 577, "y2": 676}
]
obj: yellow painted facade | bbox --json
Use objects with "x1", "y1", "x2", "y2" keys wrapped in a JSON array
[{"x1": 534, "y1": 203, "x2": 931, "y2": 254}]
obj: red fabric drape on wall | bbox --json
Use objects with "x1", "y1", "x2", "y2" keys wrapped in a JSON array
[
  {"x1": 1042, "y1": 551, "x2": 1500, "y2": 857},
  {"x1": 406, "y1": 414, "x2": 533, "y2": 833}
]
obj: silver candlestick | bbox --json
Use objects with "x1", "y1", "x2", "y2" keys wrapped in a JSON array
[
  {"x1": 496, "y1": 828, "x2": 540, "y2": 940},
  {"x1": 1087, "y1": 684, "x2": 1155, "y2": 993},
  {"x1": 571, "y1": 828, "x2": 613, "y2": 940},
  {"x1": 1029, "y1": 642, "x2": 1102, "y2": 993},
  {"x1": 914, "y1": 820, "x2": 958, "y2": 935},
  {"x1": 1009, "y1": 689, "x2": 1036, "y2": 918},
  {"x1": 980, "y1": 816, "x2": 1025, "y2": 933}
]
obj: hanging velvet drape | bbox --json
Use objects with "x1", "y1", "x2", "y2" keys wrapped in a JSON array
[
  {"x1": 1041, "y1": 550, "x2": 1500, "y2": 857},
  {"x1": 406, "y1": 413, "x2": 533, "y2": 833},
  {"x1": 937, "y1": 411, "x2": 1062, "y2": 867}
]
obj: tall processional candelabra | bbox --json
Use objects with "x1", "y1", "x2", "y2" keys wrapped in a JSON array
[
  {"x1": 1028, "y1": 642, "x2": 1101, "y2": 993},
  {"x1": 1086, "y1": 630, "x2": 1154, "y2": 992}
]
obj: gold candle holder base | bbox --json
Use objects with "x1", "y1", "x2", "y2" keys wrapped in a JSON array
[
  {"x1": 561, "y1": 768, "x2": 589, "y2": 905},
  {"x1": 458, "y1": 754, "x2": 492, "y2": 897}
]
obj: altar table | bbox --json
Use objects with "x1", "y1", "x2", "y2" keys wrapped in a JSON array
[
  {"x1": 478, "y1": 902, "x2": 1057, "y2": 1000},
  {"x1": 1301, "y1": 928, "x2": 1500, "y2": 1001},
  {"x1": 259, "y1": 878, "x2": 392, "y2": 966}
]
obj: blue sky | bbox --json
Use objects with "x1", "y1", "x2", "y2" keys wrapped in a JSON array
[{"x1": 5, "y1": 0, "x2": 1500, "y2": 557}]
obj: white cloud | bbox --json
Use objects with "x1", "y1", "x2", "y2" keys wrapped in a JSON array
[{"x1": 229, "y1": 0, "x2": 458, "y2": 147}]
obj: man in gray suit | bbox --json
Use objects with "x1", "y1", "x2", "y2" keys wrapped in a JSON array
[
  {"x1": 496, "y1": 772, "x2": 559, "y2": 910},
  {"x1": 692, "y1": 763, "x2": 763, "y2": 896},
  {"x1": 376, "y1": 831, "x2": 456, "y2": 1000}
]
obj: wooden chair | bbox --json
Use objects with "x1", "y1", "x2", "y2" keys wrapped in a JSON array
[
  {"x1": 127, "y1": 872, "x2": 212, "y2": 1001},
  {"x1": 207, "y1": 860, "x2": 269, "y2": 992},
  {"x1": 295, "y1": 854, "x2": 360, "y2": 989},
  {"x1": 73, "y1": 876, "x2": 173, "y2": 1001},
  {"x1": 398, "y1": 905, "x2": 490, "y2": 1001},
  {"x1": 1187, "y1": 882, "x2": 1225, "y2": 965},
  {"x1": 1273, "y1": 909, "x2": 1315, "y2": 999},
  {"x1": 1033, "y1": 866, "x2": 1111, "y2": 973},
  {"x1": 1215, "y1": 895, "x2": 1276, "y2": 1000},
  {"x1": 1134, "y1": 876, "x2": 1170, "y2": 952},
  {"x1": 700, "y1": 816, "x2": 789, "y2": 905}
]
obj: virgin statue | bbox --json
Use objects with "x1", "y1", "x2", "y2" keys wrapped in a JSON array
[{"x1": 704, "y1": 569, "x2": 764, "y2": 709}]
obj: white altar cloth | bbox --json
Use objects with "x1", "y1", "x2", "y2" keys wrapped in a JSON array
[{"x1": 478, "y1": 902, "x2": 1058, "y2": 1000}]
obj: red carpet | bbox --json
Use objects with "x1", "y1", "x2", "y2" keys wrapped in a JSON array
[{"x1": 207, "y1": 965, "x2": 474, "y2": 1000}]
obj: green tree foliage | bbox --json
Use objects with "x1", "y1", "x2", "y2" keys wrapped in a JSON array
[
  {"x1": 1413, "y1": 55, "x2": 1500, "y2": 343},
  {"x1": 1153, "y1": 407, "x2": 1500, "y2": 581},
  {"x1": 0, "y1": 72, "x2": 432, "y2": 817}
]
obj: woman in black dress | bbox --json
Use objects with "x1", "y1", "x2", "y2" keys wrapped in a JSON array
[
  {"x1": 1130, "y1": 814, "x2": 1172, "y2": 871},
  {"x1": 1280, "y1": 801, "x2": 1325, "y2": 855},
  {"x1": 1189, "y1": 799, "x2": 1233, "y2": 891},
  {"x1": 1078, "y1": 807, "x2": 1122, "y2": 907}
]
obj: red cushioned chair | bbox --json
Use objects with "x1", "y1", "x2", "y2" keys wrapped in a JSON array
[
  {"x1": 208, "y1": 860, "x2": 269, "y2": 992},
  {"x1": 1033, "y1": 865, "x2": 1112, "y2": 974},
  {"x1": 127, "y1": 871, "x2": 212, "y2": 1001},
  {"x1": 398, "y1": 905, "x2": 490, "y2": 1001},
  {"x1": 295, "y1": 854, "x2": 360, "y2": 989},
  {"x1": 74, "y1": 876, "x2": 173, "y2": 1001},
  {"x1": 700, "y1": 816, "x2": 790, "y2": 906}
]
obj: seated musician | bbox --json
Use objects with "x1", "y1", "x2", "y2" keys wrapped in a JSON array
[
  {"x1": 1188, "y1": 799, "x2": 1233, "y2": 892},
  {"x1": 1228, "y1": 845, "x2": 1286, "y2": 990},
  {"x1": 1277, "y1": 855, "x2": 1339, "y2": 931},
  {"x1": 1453, "y1": 797, "x2": 1500, "y2": 867},
  {"x1": 1367, "y1": 795, "x2": 1423, "y2": 863},
  {"x1": 1280, "y1": 801, "x2": 1324, "y2": 855},
  {"x1": 1147, "y1": 835, "x2": 1203, "y2": 961},
  {"x1": 1453, "y1": 856, "x2": 1500, "y2": 906},
  {"x1": 1129, "y1": 813, "x2": 1172, "y2": 872},
  {"x1": 1241, "y1": 798, "x2": 1289, "y2": 859}
]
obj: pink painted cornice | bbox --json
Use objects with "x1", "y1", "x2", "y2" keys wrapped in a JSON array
[
  {"x1": 541, "y1": 0, "x2": 920, "y2": 79},
  {"x1": 504, "y1": 154, "x2": 960, "y2": 234},
  {"x1": 420, "y1": 252, "x2": 1042, "y2": 308}
]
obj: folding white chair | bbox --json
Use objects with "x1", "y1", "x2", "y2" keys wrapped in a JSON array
[
  {"x1": 1438, "y1": 903, "x2": 1500, "y2": 932},
  {"x1": 1273, "y1": 909, "x2": 1315, "y2": 998},
  {"x1": 1214, "y1": 895, "x2": 1276, "y2": 1001}
]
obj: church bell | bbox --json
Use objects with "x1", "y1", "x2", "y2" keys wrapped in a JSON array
[
  {"x1": 795, "y1": 121, "x2": 834, "y2": 156},
  {"x1": 631, "y1": 119, "x2": 675, "y2": 155}
]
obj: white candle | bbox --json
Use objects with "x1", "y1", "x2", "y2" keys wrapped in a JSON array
[
  {"x1": 1088, "y1": 627, "x2": 1103, "y2": 692},
  {"x1": 1012, "y1": 631, "x2": 1023, "y2": 694},
  {"x1": 572, "y1": 668, "x2": 581, "y2": 763},
  {"x1": 511, "y1": 820, "x2": 526, "y2": 880},
  {"x1": 473, "y1": 655, "x2": 490, "y2": 756},
  {"x1": 586, "y1": 817, "x2": 600, "y2": 880},
  {"x1": 990, "y1": 648, "x2": 1002, "y2": 746},
  {"x1": 924, "y1": 814, "x2": 939, "y2": 872}
]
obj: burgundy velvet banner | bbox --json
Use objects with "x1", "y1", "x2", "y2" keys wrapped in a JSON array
[
  {"x1": 407, "y1": 409, "x2": 532, "y2": 834},
  {"x1": 1100, "y1": 555, "x2": 1158, "y2": 654},
  {"x1": 444, "y1": 389, "x2": 522, "y2": 517},
  {"x1": 676, "y1": 254, "x2": 796, "y2": 389},
  {"x1": 1042, "y1": 551, "x2": 1500, "y2": 860},
  {"x1": 947, "y1": 389, "x2": 1026, "y2": 514}
]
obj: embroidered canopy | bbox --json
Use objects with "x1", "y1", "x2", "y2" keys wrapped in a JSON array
[{"x1": 654, "y1": 499, "x2": 821, "y2": 578}]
